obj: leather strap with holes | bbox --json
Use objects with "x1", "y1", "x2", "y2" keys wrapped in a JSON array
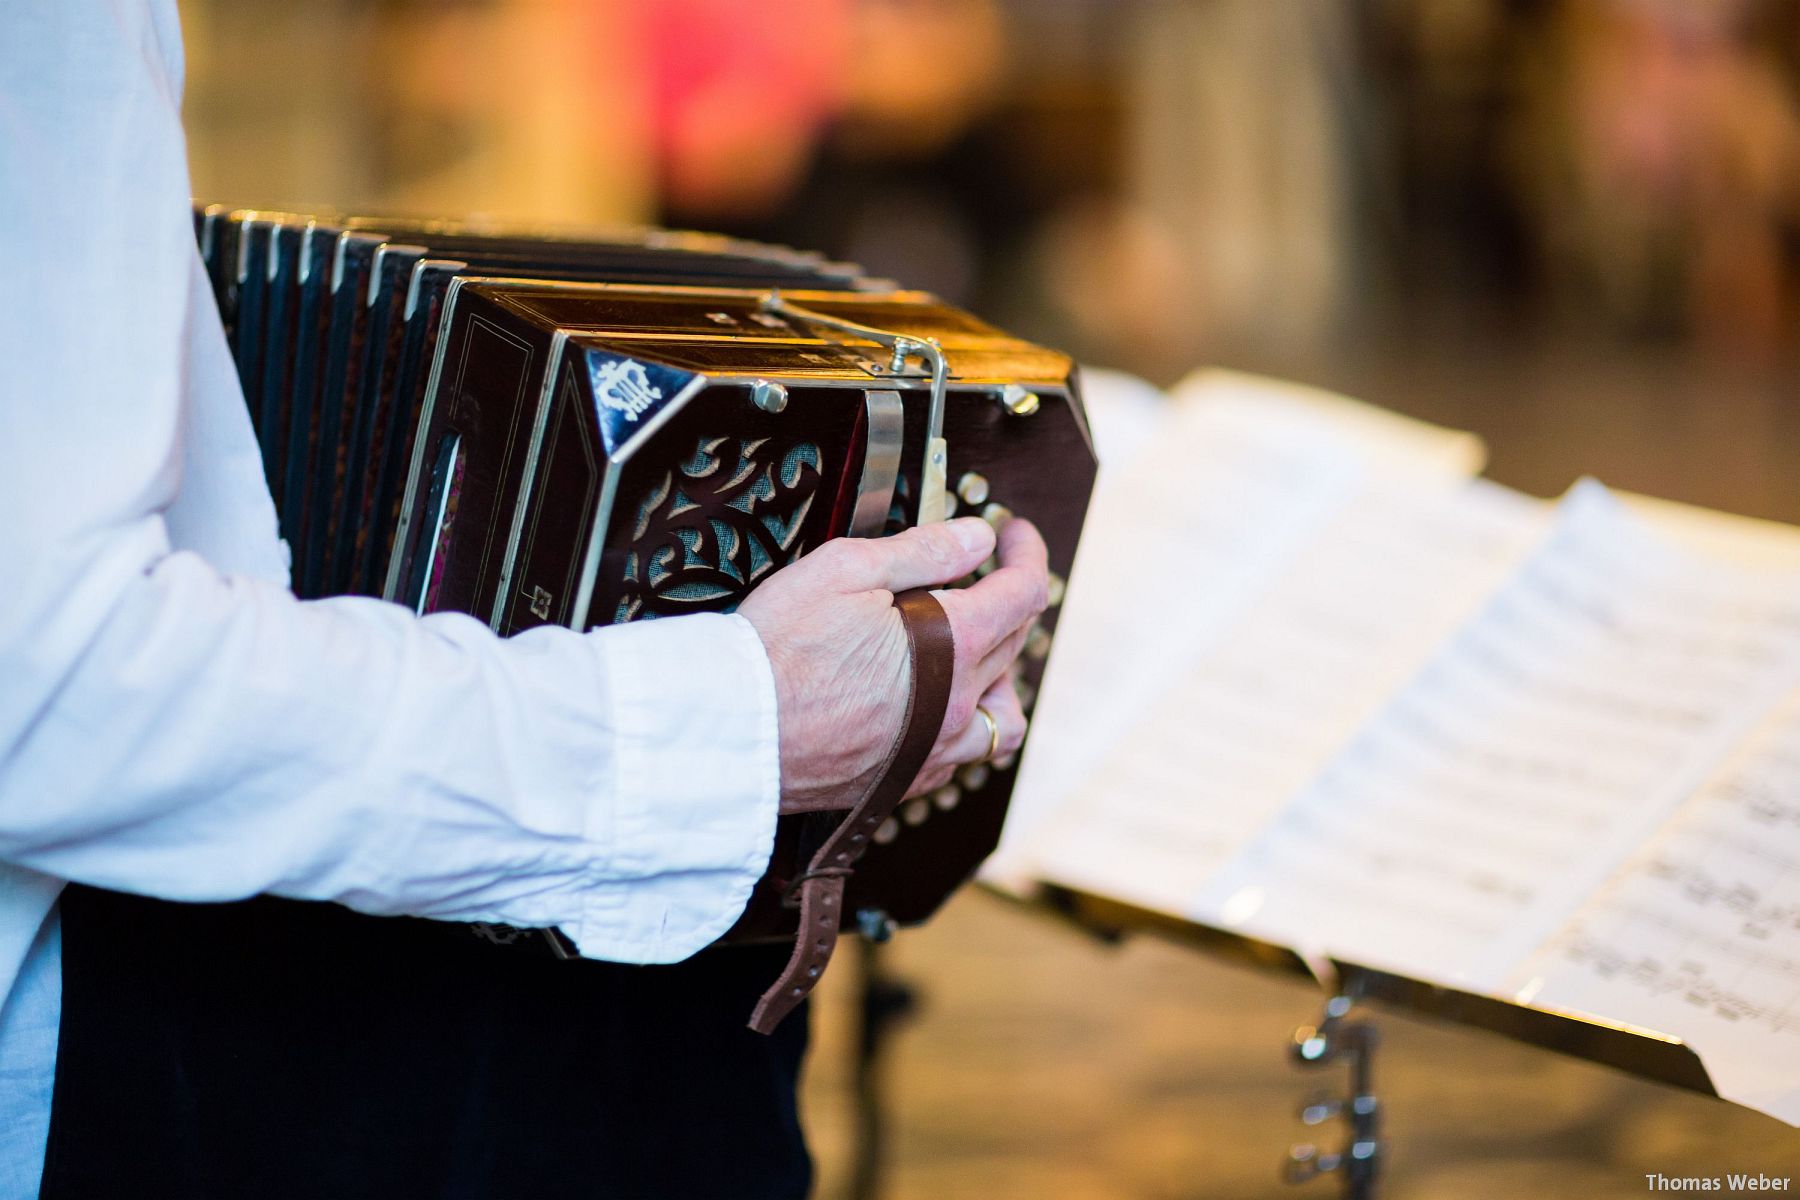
[{"x1": 747, "y1": 588, "x2": 955, "y2": 1034}]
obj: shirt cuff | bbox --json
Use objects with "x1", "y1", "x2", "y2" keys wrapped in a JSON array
[{"x1": 564, "y1": 612, "x2": 780, "y2": 964}]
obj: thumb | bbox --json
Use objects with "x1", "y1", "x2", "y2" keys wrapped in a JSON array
[{"x1": 854, "y1": 517, "x2": 994, "y2": 593}]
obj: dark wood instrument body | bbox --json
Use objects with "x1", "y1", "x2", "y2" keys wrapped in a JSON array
[
  {"x1": 842, "y1": 358, "x2": 1095, "y2": 927},
  {"x1": 389, "y1": 279, "x2": 1097, "y2": 941},
  {"x1": 195, "y1": 207, "x2": 1098, "y2": 948}
]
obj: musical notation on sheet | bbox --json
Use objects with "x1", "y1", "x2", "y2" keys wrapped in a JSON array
[
  {"x1": 1553, "y1": 934, "x2": 1800, "y2": 1035},
  {"x1": 1023, "y1": 475, "x2": 1545, "y2": 912},
  {"x1": 995, "y1": 373, "x2": 1487, "y2": 883},
  {"x1": 1001, "y1": 415, "x2": 1411, "y2": 875},
  {"x1": 1189, "y1": 482, "x2": 1800, "y2": 989},
  {"x1": 1515, "y1": 692, "x2": 1800, "y2": 1122},
  {"x1": 1001, "y1": 370, "x2": 1800, "y2": 1125}
]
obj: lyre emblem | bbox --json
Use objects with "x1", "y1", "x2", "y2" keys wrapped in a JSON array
[{"x1": 592, "y1": 358, "x2": 662, "y2": 422}]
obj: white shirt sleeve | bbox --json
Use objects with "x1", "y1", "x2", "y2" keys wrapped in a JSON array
[{"x1": 0, "y1": 0, "x2": 780, "y2": 965}]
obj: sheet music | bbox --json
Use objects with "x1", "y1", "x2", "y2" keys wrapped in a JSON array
[
  {"x1": 1021, "y1": 474, "x2": 1547, "y2": 913},
  {"x1": 990, "y1": 373, "x2": 1486, "y2": 885},
  {"x1": 1189, "y1": 482, "x2": 1800, "y2": 990},
  {"x1": 1170, "y1": 369, "x2": 1488, "y2": 480},
  {"x1": 1510, "y1": 691, "x2": 1800, "y2": 1124},
  {"x1": 997, "y1": 373, "x2": 1800, "y2": 1124},
  {"x1": 1622, "y1": 490, "x2": 1800, "y2": 571}
]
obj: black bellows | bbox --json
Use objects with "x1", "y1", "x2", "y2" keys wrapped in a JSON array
[{"x1": 194, "y1": 206, "x2": 871, "y2": 601}]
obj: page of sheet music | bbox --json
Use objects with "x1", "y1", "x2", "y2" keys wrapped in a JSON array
[
  {"x1": 991, "y1": 401, "x2": 1387, "y2": 874},
  {"x1": 990, "y1": 378, "x2": 1486, "y2": 884},
  {"x1": 1172, "y1": 369, "x2": 1487, "y2": 480},
  {"x1": 1623, "y1": 489, "x2": 1800, "y2": 571},
  {"x1": 1021, "y1": 474, "x2": 1548, "y2": 913},
  {"x1": 1509, "y1": 691, "x2": 1800, "y2": 1124},
  {"x1": 1190, "y1": 482, "x2": 1800, "y2": 989}
]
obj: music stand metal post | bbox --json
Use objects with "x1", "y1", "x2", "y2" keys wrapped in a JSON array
[
  {"x1": 847, "y1": 921, "x2": 920, "y2": 1200},
  {"x1": 840, "y1": 885, "x2": 1392, "y2": 1199},
  {"x1": 1021, "y1": 883, "x2": 1724, "y2": 1200},
  {"x1": 1286, "y1": 991, "x2": 1382, "y2": 1199}
]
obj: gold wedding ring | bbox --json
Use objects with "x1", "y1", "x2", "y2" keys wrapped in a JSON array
[{"x1": 974, "y1": 704, "x2": 1000, "y2": 764}]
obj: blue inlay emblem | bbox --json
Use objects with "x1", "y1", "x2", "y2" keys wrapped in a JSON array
[{"x1": 586, "y1": 350, "x2": 695, "y2": 454}]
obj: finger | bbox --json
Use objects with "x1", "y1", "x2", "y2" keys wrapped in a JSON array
[
  {"x1": 995, "y1": 516, "x2": 1049, "y2": 580},
  {"x1": 821, "y1": 518, "x2": 995, "y2": 594},
  {"x1": 910, "y1": 676, "x2": 1027, "y2": 796},
  {"x1": 946, "y1": 621, "x2": 1030, "y2": 730},
  {"x1": 982, "y1": 672, "x2": 1028, "y2": 760},
  {"x1": 933, "y1": 521, "x2": 1048, "y2": 663},
  {"x1": 972, "y1": 621, "x2": 1031, "y2": 692},
  {"x1": 907, "y1": 760, "x2": 957, "y2": 799},
  {"x1": 937, "y1": 674, "x2": 1028, "y2": 767}
]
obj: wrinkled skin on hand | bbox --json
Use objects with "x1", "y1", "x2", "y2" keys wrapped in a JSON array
[{"x1": 739, "y1": 516, "x2": 1049, "y2": 815}]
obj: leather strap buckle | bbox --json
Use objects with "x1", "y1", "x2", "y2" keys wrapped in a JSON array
[
  {"x1": 747, "y1": 588, "x2": 954, "y2": 1034},
  {"x1": 779, "y1": 864, "x2": 854, "y2": 909}
]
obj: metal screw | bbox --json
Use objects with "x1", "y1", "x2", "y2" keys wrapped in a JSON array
[
  {"x1": 751, "y1": 379, "x2": 789, "y2": 413},
  {"x1": 1000, "y1": 383, "x2": 1041, "y2": 416}
]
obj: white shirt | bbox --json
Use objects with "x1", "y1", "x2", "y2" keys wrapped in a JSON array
[{"x1": 0, "y1": 4, "x2": 782, "y2": 1194}]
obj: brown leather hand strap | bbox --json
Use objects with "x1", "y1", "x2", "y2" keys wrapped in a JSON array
[{"x1": 748, "y1": 588, "x2": 955, "y2": 1034}]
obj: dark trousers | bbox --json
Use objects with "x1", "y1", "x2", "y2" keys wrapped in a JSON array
[{"x1": 42, "y1": 888, "x2": 812, "y2": 1200}]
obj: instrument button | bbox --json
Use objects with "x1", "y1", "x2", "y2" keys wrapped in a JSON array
[
  {"x1": 750, "y1": 379, "x2": 788, "y2": 413},
  {"x1": 1000, "y1": 383, "x2": 1041, "y2": 416}
]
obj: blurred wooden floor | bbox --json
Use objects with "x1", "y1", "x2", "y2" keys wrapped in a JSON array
[
  {"x1": 801, "y1": 888, "x2": 1800, "y2": 1199},
  {"x1": 800, "y1": 334, "x2": 1800, "y2": 1198}
]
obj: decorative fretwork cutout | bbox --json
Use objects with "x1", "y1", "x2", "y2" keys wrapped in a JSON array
[{"x1": 616, "y1": 435, "x2": 823, "y2": 621}]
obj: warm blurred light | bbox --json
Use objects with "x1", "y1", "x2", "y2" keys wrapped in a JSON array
[
  {"x1": 837, "y1": 0, "x2": 1007, "y2": 155},
  {"x1": 167, "y1": 4, "x2": 1800, "y2": 1193},
  {"x1": 180, "y1": 0, "x2": 1800, "y2": 376},
  {"x1": 1512, "y1": 0, "x2": 1800, "y2": 357},
  {"x1": 646, "y1": 0, "x2": 850, "y2": 218}
]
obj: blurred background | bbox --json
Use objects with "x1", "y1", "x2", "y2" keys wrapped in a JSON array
[{"x1": 180, "y1": 0, "x2": 1800, "y2": 1195}]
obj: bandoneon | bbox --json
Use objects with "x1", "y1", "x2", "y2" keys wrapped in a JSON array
[{"x1": 194, "y1": 205, "x2": 1098, "y2": 992}]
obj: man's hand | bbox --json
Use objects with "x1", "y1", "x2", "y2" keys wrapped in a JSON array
[{"x1": 739, "y1": 516, "x2": 1049, "y2": 815}]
